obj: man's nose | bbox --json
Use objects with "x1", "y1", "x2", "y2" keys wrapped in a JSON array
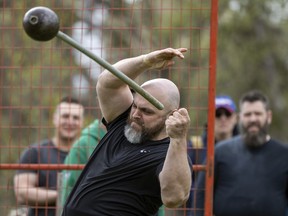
[
  {"x1": 132, "y1": 109, "x2": 141, "y2": 119},
  {"x1": 248, "y1": 113, "x2": 257, "y2": 122}
]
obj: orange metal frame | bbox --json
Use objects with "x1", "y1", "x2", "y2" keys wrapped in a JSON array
[{"x1": 204, "y1": 0, "x2": 219, "y2": 215}]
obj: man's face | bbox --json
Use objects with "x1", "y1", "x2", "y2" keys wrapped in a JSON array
[
  {"x1": 214, "y1": 108, "x2": 237, "y2": 138},
  {"x1": 239, "y1": 101, "x2": 271, "y2": 148},
  {"x1": 53, "y1": 102, "x2": 84, "y2": 142},
  {"x1": 124, "y1": 95, "x2": 168, "y2": 144}
]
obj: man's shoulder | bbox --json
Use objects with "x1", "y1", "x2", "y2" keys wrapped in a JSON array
[
  {"x1": 215, "y1": 135, "x2": 242, "y2": 150},
  {"x1": 18, "y1": 140, "x2": 53, "y2": 165},
  {"x1": 22, "y1": 139, "x2": 52, "y2": 153},
  {"x1": 30, "y1": 139, "x2": 52, "y2": 147},
  {"x1": 269, "y1": 138, "x2": 288, "y2": 151}
]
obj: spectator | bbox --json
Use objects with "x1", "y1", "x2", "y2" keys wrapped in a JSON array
[
  {"x1": 13, "y1": 96, "x2": 84, "y2": 216},
  {"x1": 62, "y1": 48, "x2": 192, "y2": 216},
  {"x1": 189, "y1": 95, "x2": 238, "y2": 166},
  {"x1": 195, "y1": 90, "x2": 288, "y2": 216},
  {"x1": 59, "y1": 119, "x2": 106, "y2": 206}
]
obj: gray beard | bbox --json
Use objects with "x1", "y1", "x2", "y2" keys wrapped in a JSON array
[
  {"x1": 124, "y1": 116, "x2": 166, "y2": 144},
  {"x1": 124, "y1": 124, "x2": 142, "y2": 144}
]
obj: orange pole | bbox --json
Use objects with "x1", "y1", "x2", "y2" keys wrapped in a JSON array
[{"x1": 204, "y1": 0, "x2": 219, "y2": 216}]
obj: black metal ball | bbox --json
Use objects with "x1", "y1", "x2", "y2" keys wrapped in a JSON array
[{"x1": 23, "y1": 6, "x2": 60, "y2": 42}]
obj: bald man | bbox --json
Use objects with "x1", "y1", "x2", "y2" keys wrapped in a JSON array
[{"x1": 62, "y1": 48, "x2": 192, "y2": 216}]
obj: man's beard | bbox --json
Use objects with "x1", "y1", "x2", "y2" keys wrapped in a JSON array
[
  {"x1": 124, "y1": 118, "x2": 166, "y2": 144},
  {"x1": 240, "y1": 121, "x2": 269, "y2": 148}
]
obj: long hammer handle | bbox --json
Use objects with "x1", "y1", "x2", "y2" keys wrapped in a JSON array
[{"x1": 57, "y1": 31, "x2": 164, "y2": 110}]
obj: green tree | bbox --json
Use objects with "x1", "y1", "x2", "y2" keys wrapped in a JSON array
[{"x1": 216, "y1": 0, "x2": 288, "y2": 141}]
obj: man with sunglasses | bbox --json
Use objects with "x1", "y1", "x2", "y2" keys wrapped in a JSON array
[
  {"x1": 214, "y1": 95, "x2": 238, "y2": 148},
  {"x1": 189, "y1": 95, "x2": 238, "y2": 169},
  {"x1": 194, "y1": 90, "x2": 288, "y2": 216}
]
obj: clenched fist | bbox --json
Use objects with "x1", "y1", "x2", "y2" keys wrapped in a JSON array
[{"x1": 165, "y1": 108, "x2": 190, "y2": 139}]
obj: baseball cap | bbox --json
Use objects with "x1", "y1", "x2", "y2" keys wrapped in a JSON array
[{"x1": 215, "y1": 95, "x2": 236, "y2": 113}]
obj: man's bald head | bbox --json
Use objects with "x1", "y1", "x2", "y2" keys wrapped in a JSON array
[{"x1": 141, "y1": 78, "x2": 180, "y2": 112}]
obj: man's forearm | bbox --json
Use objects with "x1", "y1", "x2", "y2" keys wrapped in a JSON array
[
  {"x1": 17, "y1": 188, "x2": 57, "y2": 206},
  {"x1": 98, "y1": 55, "x2": 150, "y2": 89},
  {"x1": 160, "y1": 138, "x2": 192, "y2": 207}
]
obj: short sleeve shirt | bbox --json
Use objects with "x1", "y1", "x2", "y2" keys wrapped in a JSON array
[
  {"x1": 16, "y1": 140, "x2": 68, "y2": 216},
  {"x1": 64, "y1": 108, "x2": 170, "y2": 216}
]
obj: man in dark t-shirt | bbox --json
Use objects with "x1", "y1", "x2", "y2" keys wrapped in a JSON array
[
  {"x1": 194, "y1": 90, "x2": 288, "y2": 216},
  {"x1": 14, "y1": 97, "x2": 84, "y2": 216},
  {"x1": 62, "y1": 48, "x2": 192, "y2": 216},
  {"x1": 64, "y1": 108, "x2": 170, "y2": 216},
  {"x1": 16, "y1": 140, "x2": 68, "y2": 216}
]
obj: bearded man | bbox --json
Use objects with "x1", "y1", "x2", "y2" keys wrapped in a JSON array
[
  {"x1": 194, "y1": 90, "x2": 288, "y2": 216},
  {"x1": 62, "y1": 48, "x2": 192, "y2": 216}
]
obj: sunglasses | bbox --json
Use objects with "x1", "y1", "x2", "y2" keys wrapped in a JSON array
[{"x1": 215, "y1": 109, "x2": 232, "y2": 118}]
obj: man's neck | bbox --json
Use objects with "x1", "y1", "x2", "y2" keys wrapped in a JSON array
[{"x1": 51, "y1": 137, "x2": 74, "y2": 152}]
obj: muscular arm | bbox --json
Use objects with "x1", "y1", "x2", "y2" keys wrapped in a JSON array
[
  {"x1": 159, "y1": 108, "x2": 192, "y2": 208},
  {"x1": 14, "y1": 173, "x2": 57, "y2": 206},
  {"x1": 96, "y1": 48, "x2": 187, "y2": 123},
  {"x1": 96, "y1": 55, "x2": 150, "y2": 123}
]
